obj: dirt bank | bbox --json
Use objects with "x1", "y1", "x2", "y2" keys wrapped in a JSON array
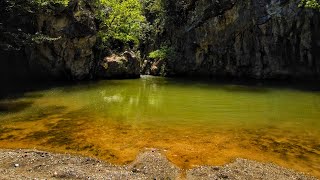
[{"x1": 0, "y1": 149, "x2": 317, "y2": 179}]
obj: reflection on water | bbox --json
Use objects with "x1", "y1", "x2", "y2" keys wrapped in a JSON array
[{"x1": 0, "y1": 76, "x2": 319, "y2": 177}]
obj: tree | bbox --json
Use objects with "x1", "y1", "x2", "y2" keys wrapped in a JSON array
[{"x1": 97, "y1": 0, "x2": 146, "y2": 49}]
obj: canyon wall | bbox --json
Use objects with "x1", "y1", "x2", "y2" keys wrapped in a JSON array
[
  {"x1": 161, "y1": 0, "x2": 320, "y2": 80},
  {"x1": 0, "y1": 1, "x2": 99, "y2": 81}
]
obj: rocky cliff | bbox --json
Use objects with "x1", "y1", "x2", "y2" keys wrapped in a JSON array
[
  {"x1": 1, "y1": 0, "x2": 320, "y2": 81},
  {"x1": 0, "y1": 0, "x2": 140, "y2": 82},
  {"x1": 28, "y1": 1, "x2": 97, "y2": 80},
  {"x1": 159, "y1": 0, "x2": 320, "y2": 80},
  {"x1": 0, "y1": 1, "x2": 99, "y2": 81}
]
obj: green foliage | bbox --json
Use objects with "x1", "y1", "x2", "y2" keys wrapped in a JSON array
[
  {"x1": 149, "y1": 49, "x2": 166, "y2": 60},
  {"x1": 148, "y1": 46, "x2": 175, "y2": 77},
  {"x1": 34, "y1": 0, "x2": 69, "y2": 6},
  {"x1": 148, "y1": 46, "x2": 174, "y2": 60},
  {"x1": 299, "y1": 0, "x2": 320, "y2": 10},
  {"x1": 142, "y1": 0, "x2": 165, "y2": 23},
  {"x1": 140, "y1": 0, "x2": 166, "y2": 49},
  {"x1": 97, "y1": 0, "x2": 146, "y2": 48}
]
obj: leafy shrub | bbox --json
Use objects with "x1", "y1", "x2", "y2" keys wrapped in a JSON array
[
  {"x1": 97, "y1": 0, "x2": 147, "y2": 49},
  {"x1": 299, "y1": 0, "x2": 320, "y2": 10},
  {"x1": 148, "y1": 46, "x2": 174, "y2": 60},
  {"x1": 34, "y1": 0, "x2": 69, "y2": 6}
]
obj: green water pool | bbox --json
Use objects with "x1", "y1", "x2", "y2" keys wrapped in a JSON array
[{"x1": 0, "y1": 76, "x2": 319, "y2": 177}]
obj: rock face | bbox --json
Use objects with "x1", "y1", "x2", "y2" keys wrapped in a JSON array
[
  {"x1": 161, "y1": 0, "x2": 320, "y2": 80},
  {"x1": 97, "y1": 51, "x2": 140, "y2": 79},
  {"x1": 0, "y1": 0, "x2": 141, "y2": 82},
  {"x1": 0, "y1": 1, "x2": 97, "y2": 81},
  {"x1": 28, "y1": 1, "x2": 97, "y2": 80}
]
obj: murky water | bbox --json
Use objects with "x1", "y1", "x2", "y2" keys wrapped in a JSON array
[{"x1": 0, "y1": 76, "x2": 320, "y2": 177}]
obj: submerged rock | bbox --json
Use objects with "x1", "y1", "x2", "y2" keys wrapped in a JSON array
[{"x1": 97, "y1": 51, "x2": 140, "y2": 79}]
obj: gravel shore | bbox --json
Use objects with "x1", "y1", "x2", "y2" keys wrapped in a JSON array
[{"x1": 0, "y1": 149, "x2": 317, "y2": 180}]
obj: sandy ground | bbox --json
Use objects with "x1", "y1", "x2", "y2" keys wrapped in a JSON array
[{"x1": 0, "y1": 149, "x2": 317, "y2": 180}]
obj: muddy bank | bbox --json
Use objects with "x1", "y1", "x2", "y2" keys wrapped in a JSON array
[{"x1": 0, "y1": 149, "x2": 317, "y2": 180}]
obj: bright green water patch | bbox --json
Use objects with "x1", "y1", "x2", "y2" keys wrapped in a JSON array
[{"x1": 0, "y1": 76, "x2": 319, "y2": 177}]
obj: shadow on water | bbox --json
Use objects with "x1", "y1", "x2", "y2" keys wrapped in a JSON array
[
  {"x1": 0, "y1": 126, "x2": 23, "y2": 140},
  {"x1": 0, "y1": 105, "x2": 88, "y2": 146},
  {"x1": 25, "y1": 119, "x2": 76, "y2": 146},
  {"x1": 164, "y1": 76, "x2": 320, "y2": 93},
  {"x1": 219, "y1": 85, "x2": 270, "y2": 93},
  {"x1": 241, "y1": 128, "x2": 320, "y2": 169},
  {"x1": 0, "y1": 105, "x2": 68, "y2": 141},
  {"x1": 0, "y1": 79, "x2": 99, "y2": 100},
  {"x1": 0, "y1": 101, "x2": 33, "y2": 113},
  {"x1": 20, "y1": 107, "x2": 119, "y2": 160},
  {"x1": 1, "y1": 76, "x2": 319, "y2": 101},
  {"x1": 18, "y1": 105, "x2": 67, "y2": 122}
]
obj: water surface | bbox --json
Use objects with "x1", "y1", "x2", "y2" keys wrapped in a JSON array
[{"x1": 0, "y1": 76, "x2": 319, "y2": 177}]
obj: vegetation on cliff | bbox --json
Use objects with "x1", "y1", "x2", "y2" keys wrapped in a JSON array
[
  {"x1": 34, "y1": 0, "x2": 69, "y2": 6},
  {"x1": 0, "y1": 0, "x2": 319, "y2": 80},
  {"x1": 300, "y1": 0, "x2": 320, "y2": 10},
  {"x1": 97, "y1": 0, "x2": 146, "y2": 50}
]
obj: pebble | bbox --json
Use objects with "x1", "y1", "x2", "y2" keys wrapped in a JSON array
[{"x1": 0, "y1": 149, "x2": 317, "y2": 179}]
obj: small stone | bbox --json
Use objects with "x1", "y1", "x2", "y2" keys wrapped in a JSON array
[
  {"x1": 132, "y1": 168, "x2": 140, "y2": 173},
  {"x1": 212, "y1": 167, "x2": 219, "y2": 170},
  {"x1": 14, "y1": 164, "x2": 19, "y2": 167}
]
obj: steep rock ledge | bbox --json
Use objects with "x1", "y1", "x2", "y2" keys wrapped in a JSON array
[
  {"x1": 0, "y1": 0, "x2": 140, "y2": 81},
  {"x1": 162, "y1": 0, "x2": 320, "y2": 80},
  {"x1": 27, "y1": 1, "x2": 97, "y2": 80}
]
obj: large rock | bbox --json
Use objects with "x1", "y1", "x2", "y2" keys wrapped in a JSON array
[
  {"x1": 97, "y1": 51, "x2": 140, "y2": 79},
  {"x1": 159, "y1": 0, "x2": 320, "y2": 80},
  {"x1": 141, "y1": 59, "x2": 165, "y2": 76},
  {"x1": 27, "y1": 1, "x2": 97, "y2": 80}
]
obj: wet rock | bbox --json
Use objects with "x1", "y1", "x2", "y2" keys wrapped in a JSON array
[{"x1": 97, "y1": 51, "x2": 140, "y2": 79}]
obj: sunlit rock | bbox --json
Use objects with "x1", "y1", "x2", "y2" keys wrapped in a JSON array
[{"x1": 97, "y1": 51, "x2": 140, "y2": 79}]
